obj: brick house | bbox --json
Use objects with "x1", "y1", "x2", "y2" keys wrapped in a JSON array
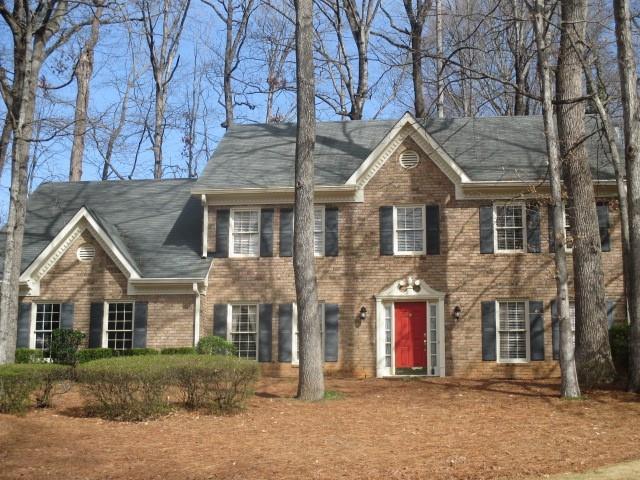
[{"x1": 3, "y1": 113, "x2": 624, "y2": 378}]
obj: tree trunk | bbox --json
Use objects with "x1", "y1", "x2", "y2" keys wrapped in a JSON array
[
  {"x1": 222, "y1": 1, "x2": 234, "y2": 129},
  {"x1": 556, "y1": 0, "x2": 615, "y2": 387},
  {"x1": 152, "y1": 81, "x2": 165, "y2": 179},
  {"x1": 294, "y1": 0, "x2": 323, "y2": 401},
  {"x1": 409, "y1": 19, "x2": 425, "y2": 118},
  {"x1": 435, "y1": 0, "x2": 444, "y2": 118},
  {"x1": 613, "y1": 0, "x2": 640, "y2": 391},
  {"x1": 0, "y1": 114, "x2": 12, "y2": 177},
  {"x1": 532, "y1": 0, "x2": 580, "y2": 397},
  {"x1": 69, "y1": 6, "x2": 102, "y2": 182}
]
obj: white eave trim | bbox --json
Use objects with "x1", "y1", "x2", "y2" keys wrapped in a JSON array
[{"x1": 192, "y1": 184, "x2": 362, "y2": 205}]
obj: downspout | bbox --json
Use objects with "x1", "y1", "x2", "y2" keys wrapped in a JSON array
[
  {"x1": 201, "y1": 194, "x2": 208, "y2": 258},
  {"x1": 193, "y1": 282, "x2": 201, "y2": 346}
]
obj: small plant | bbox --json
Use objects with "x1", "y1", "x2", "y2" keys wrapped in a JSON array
[
  {"x1": 610, "y1": 324, "x2": 629, "y2": 377},
  {"x1": 50, "y1": 329, "x2": 85, "y2": 366},
  {"x1": 14, "y1": 348, "x2": 44, "y2": 364},
  {"x1": 77, "y1": 348, "x2": 113, "y2": 363},
  {"x1": 323, "y1": 390, "x2": 345, "y2": 401},
  {"x1": 161, "y1": 347, "x2": 197, "y2": 355},
  {"x1": 197, "y1": 335, "x2": 236, "y2": 356}
]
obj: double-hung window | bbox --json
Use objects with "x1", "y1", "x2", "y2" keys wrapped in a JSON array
[
  {"x1": 494, "y1": 203, "x2": 526, "y2": 252},
  {"x1": 105, "y1": 302, "x2": 134, "y2": 350},
  {"x1": 33, "y1": 303, "x2": 61, "y2": 358},
  {"x1": 292, "y1": 303, "x2": 325, "y2": 365},
  {"x1": 394, "y1": 206, "x2": 426, "y2": 255},
  {"x1": 314, "y1": 206, "x2": 325, "y2": 257},
  {"x1": 564, "y1": 204, "x2": 574, "y2": 251},
  {"x1": 230, "y1": 304, "x2": 258, "y2": 359},
  {"x1": 497, "y1": 301, "x2": 529, "y2": 362},
  {"x1": 230, "y1": 209, "x2": 260, "y2": 257}
]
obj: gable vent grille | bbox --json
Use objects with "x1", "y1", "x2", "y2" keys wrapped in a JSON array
[
  {"x1": 77, "y1": 244, "x2": 96, "y2": 262},
  {"x1": 399, "y1": 150, "x2": 420, "y2": 169}
]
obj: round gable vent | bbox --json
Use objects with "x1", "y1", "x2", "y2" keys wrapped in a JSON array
[
  {"x1": 399, "y1": 150, "x2": 420, "y2": 169},
  {"x1": 77, "y1": 244, "x2": 96, "y2": 262}
]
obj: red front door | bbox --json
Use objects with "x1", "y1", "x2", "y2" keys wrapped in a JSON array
[{"x1": 394, "y1": 302, "x2": 427, "y2": 369}]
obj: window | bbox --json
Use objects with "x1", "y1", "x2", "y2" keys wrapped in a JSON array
[
  {"x1": 383, "y1": 304, "x2": 392, "y2": 368},
  {"x1": 497, "y1": 301, "x2": 528, "y2": 362},
  {"x1": 292, "y1": 303, "x2": 325, "y2": 365},
  {"x1": 494, "y1": 204, "x2": 526, "y2": 252},
  {"x1": 106, "y1": 302, "x2": 134, "y2": 350},
  {"x1": 230, "y1": 209, "x2": 260, "y2": 257},
  {"x1": 564, "y1": 204, "x2": 574, "y2": 251},
  {"x1": 230, "y1": 304, "x2": 258, "y2": 359},
  {"x1": 314, "y1": 206, "x2": 325, "y2": 257},
  {"x1": 34, "y1": 303, "x2": 61, "y2": 358},
  {"x1": 394, "y1": 206, "x2": 425, "y2": 254}
]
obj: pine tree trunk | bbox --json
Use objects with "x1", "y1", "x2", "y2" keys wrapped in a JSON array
[
  {"x1": 613, "y1": 0, "x2": 640, "y2": 391},
  {"x1": 556, "y1": 0, "x2": 615, "y2": 387},
  {"x1": 532, "y1": 0, "x2": 580, "y2": 397},
  {"x1": 435, "y1": 0, "x2": 444, "y2": 118},
  {"x1": 222, "y1": 1, "x2": 234, "y2": 129},
  {"x1": 294, "y1": 0, "x2": 324, "y2": 401},
  {"x1": 410, "y1": 22, "x2": 425, "y2": 118},
  {"x1": 0, "y1": 114, "x2": 12, "y2": 177}
]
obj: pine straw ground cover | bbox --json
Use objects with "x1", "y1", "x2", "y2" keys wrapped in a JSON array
[{"x1": 2, "y1": 377, "x2": 640, "y2": 480}]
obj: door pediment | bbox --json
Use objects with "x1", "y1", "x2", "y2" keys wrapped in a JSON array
[{"x1": 376, "y1": 277, "x2": 445, "y2": 300}]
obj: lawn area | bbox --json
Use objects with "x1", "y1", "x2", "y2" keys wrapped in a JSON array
[{"x1": 1, "y1": 377, "x2": 640, "y2": 480}]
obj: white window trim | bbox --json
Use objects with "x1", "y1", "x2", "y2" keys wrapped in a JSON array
[
  {"x1": 393, "y1": 205, "x2": 426, "y2": 256},
  {"x1": 493, "y1": 202, "x2": 527, "y2": 254},
  {"x1": 314, "y1": 205, "x2": 325, "y2": 258},
  {"x1": 102, "y1": 301, "x2": 136, "y2": 350},
  {"x1": 29, "y1": 302, "x2": 62, "y2": 355},
  {"x1": 496, "y1": 300, "x2": 530, "y2": 364},
  {"x1": 291, "y1": 302, "x2": 325, "y2": 365},
  {"x1": 229, "y1": 208, "x2": 261, "y2": 258},
  {"x1": 226, "y1": 303, "x2": 259, "y2": 360},
  {"x1": 563, "y1": 202, "x2": 573, "y2": 254}
]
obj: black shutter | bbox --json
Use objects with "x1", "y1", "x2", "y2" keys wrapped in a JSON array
[
  {"x1": 324, "y1": 304, "x2": 339, "y2": 362},
  {"x1": 607, "y1": 300, "x2": 615, "y2": 329},
  {"x1": 89, "y1": 302, "x2": 104, "y2": 348},
  {"x1": 551, "y1": 299, "x2": 559, "y2": 360},
  {"x1": 529, "y1": 300, "x2": 545, "y2": 361},
  {"x1": 527, "y1": 204, "x2": 541, "y2": 253},
  {"x1": 213, "y1": 304, "x2": 228, "y2": 339},
  {"x1": 279, "y1": 208, "x2": 293, "y2": 257},
  {"x1": 16, "y1": 303, "x2": 31, "y2": 348},
  {"x1": 379, "y1": 206, "x2": 394, "y2": 255},
  {"x1": 133, "y1": 302, "x2": 148, "y2": 348},
  {"x1": 214, "y1": 209, "x2": 230, "y2": 258},
  {"x1": 260, "y1": 209, "x2": 274, "y2": 257},
  {"x1": 258, "y1": 304, "x2": 273, "y2": 362},
  {"x1": 481, "y1": 301, "x2": 496, "y2": 361},
  {"x1": 61, "y1": 303, "x2": 74, "y2": 329},
  {"x1": 548, "y1": 205, "x2": 556, "y2": 253},
  {"x1": 426, "y1": 205, "x2": 440, "y2": 255},
  {"x1": 324, "y1": 207, "x2": 339, "y2": 256},
  {"x1": 597, "y1": 202, "x2": 610, "y2": 252},
  {"x1": 479, "y1": 206, "x2": 494, "y2": 254},
  {"x1": 278, "y1": 304, "x2": 293, "y2": 362}
]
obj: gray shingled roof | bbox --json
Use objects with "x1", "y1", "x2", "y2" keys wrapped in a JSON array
[
  {"x1": 2, "y1": 179, "x2": 211, "y2": 279},
  {"x1": 195, "y1": 115, "x2": 617, "y2": 189}
]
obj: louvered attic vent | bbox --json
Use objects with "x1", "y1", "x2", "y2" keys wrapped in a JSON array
[
  {"x1": 77, "y1": 244, "x2": 96, "y2": 262},
  {"x1": 399, "y1": 150, "x2": 420, "y2": 169}
]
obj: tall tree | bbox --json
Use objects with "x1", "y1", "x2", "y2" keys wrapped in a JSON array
[
  {"x1": 531, "y1": 0, "x2": 580, "y2": 398},
  {"x1": 140, "y1": 0, "x2": 191, "y2": 179},
  {"x1": 613, "y1": 0, "x2": 640, "y2": 391},
  {"x1": 0, "y1": 0, "x2": 92, "y2": 364},
  {"x1": 556, "y1": 0, "x2": 615, "y2": 387},
  {"x1": 435, "y1": 0, "x2": 443, "y2": 118},
  {"x1": 69, "y1": 3, "x2": 103, "y2": 181},
  {"x1": 294, "y1": 0, "x2": 323, "y2": 401},
  {"x1": 202, "y1": 0, "x2": 256, "y2": 129}
]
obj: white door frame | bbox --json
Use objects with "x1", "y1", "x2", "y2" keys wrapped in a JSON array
[{"x1": 375, "y1": 277, "x2": 446, "y2": 378}]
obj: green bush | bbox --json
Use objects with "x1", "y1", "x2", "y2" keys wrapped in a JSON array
[
  {"x1": 197, "y1": 335, "x2": 236, "y2": 356},
  {"x1": 50, "y1": 329, "x2": 85, "y2": 366},
  {"x1": 610, "y1": 324, "x2": 629, "y2": 375},
  {"x1": 0, "y1": 364, "x2": 71, "y2": 413},
  {"x1": 14, "y1": 348, "x2": 44, "y2": 364},
  {"x1": 111, "y1": 348, "x2": 159, "y2": 357},
  {"x1": 77, "y1": 356, "x2": 172, "y2": 421},
  {"x1": 77, "y1": 348, "x2": 113, "y2": 363},
  {"x1": 161, "y1": 347, "x2": 197, "y2": 355}
]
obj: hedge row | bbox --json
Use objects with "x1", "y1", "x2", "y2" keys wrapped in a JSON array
[
  {"x1": 0, "y1": 364, "x2": 71, "y2": 414},
  {"x1": 17, "y1": 347, "x2": 197, "y2": 364}
]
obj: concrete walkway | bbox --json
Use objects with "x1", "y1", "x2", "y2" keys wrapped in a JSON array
[{"x1": 539, "y1": 461, "x2": 640, "y2": 480}]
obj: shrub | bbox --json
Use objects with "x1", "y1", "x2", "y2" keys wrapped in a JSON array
[
  {"x1": 161, "y1": 347, "x2": 197, "y2": 355},
  {"x1": 610, "y1": 324, "x2": 629, "y2": 375},
  {"x1": 14, "y1": 348, "x2": 44, "y2": 364},
  {"x1": 196, "y1": 335, "x2": 236, "y2": 356},
  {"x1": 0, "y1": 364, "x2": 71, "y2": 413},
  {"x1": 50, "y1": 329, "x2": 85, "y2": 366},
  {"x1": 77, "y1": 348, "x2": 113, "y2": 363},
  {"x1": 77, "y1": 356, "x2": 172, "y2": 421},
  {"x1": 111, "y1": 348, "x2": 159, "y2": 357}
]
